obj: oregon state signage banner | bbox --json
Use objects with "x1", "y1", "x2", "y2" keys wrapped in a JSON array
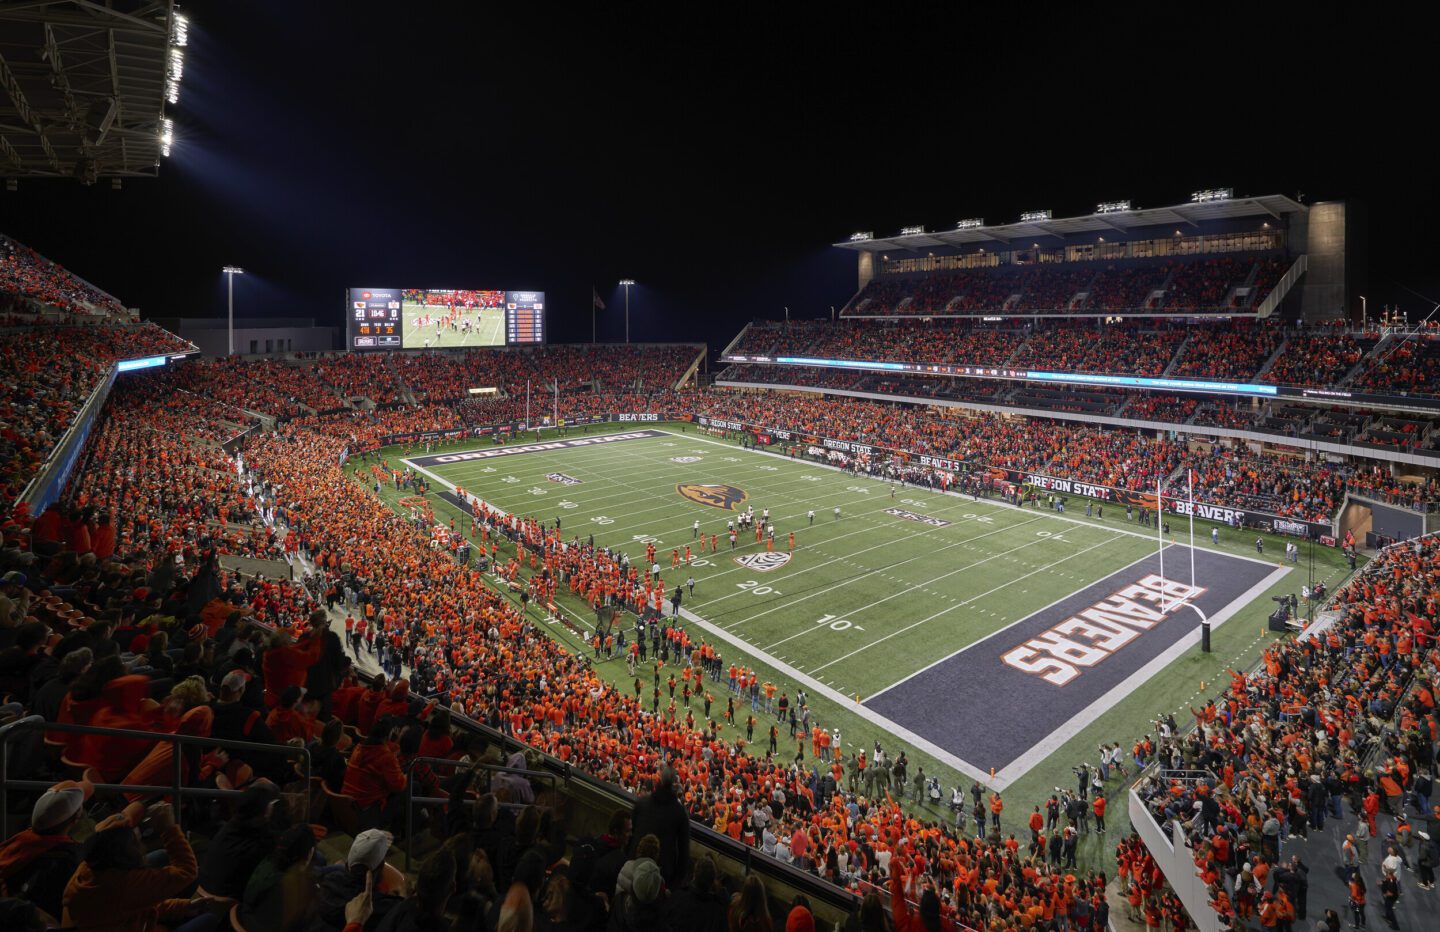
[
  {"x1": 692, "y1": 416, "x2": 1334, "y2": 538},
  {"x1": 677, "y1": 483, "x2": 748, "y2": 510}
]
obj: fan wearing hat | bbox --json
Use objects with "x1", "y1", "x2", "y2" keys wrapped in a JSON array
[
  {"x1": 0, "y1": 777, "x2": 93, "y2": 918},
  {"x1": 314, "y1": 829, "x2": 402, "y2": 931},
  {"x1": 196, "y1": 781, "x2": 281, "y2": 899}
]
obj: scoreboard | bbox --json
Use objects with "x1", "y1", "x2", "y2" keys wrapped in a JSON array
[
  {"x1": 506, "y1": 291, "x2": 546, "y2": 344},
  {"x1": 348, "y1": 288, "x2": 404, "y2": 350},
  {"x1": 346, "y1": 287, "x2": 546, "y2": 351}
]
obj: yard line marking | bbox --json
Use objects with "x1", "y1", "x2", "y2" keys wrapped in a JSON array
[
  {"x1": 760, "y1": 529, "x2": 1087, "y2": 653},
  {"x1": 716, "y1": 515, "x2": 1050, "y2": 627},
  {"x1": 808, "y1": 533, "x2": 1124, "y2": 675},
  {"x1": 864, "y1": 544, "x2": 1170, "y2": 704},
  {"x1": 658, "y1": 429, "x2": 1278, "y2": 568}
]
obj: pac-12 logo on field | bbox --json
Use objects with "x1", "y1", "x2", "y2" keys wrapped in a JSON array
[
  {"x1": 734, "y1": 552, "x2": 791, "y2": 573},
  {"x1": 670, "y1": 456, "x2": 702, "y2": 464},
  {"x1": 545, "y1": 473, "x2": 581, "y2": 486},
  {"x1": 676, "y1": 482, "x2": 748, "y2": 510}
]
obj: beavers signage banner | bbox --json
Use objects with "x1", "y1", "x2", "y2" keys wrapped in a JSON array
[
  {"x1": 1001, "y1": 469, "x2": 1331, "y2": 539},
  {"x1": 693, "y1": 411, "x2": 1337, "y2": 538}
]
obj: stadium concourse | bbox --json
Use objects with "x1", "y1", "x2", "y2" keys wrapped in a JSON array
[{"x1": 0, "y1": 241, "x2": 1437, "y2": 932}]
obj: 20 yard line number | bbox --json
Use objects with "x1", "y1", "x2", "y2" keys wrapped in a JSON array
[{"x1": 737, "y1": 580, "x2": 783, "y2": 596}]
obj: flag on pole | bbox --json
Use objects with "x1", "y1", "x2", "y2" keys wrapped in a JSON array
[{"x1": 592, "y1": 287, "x2": 606, "y2": 311}]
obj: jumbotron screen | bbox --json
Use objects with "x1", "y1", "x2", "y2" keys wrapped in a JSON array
[{"x1": 346, "y1": 287, "x2": 545, "y2": 350}]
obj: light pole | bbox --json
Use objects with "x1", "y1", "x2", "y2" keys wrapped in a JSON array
[
  {"x1": 619, "y1": 279, "x2": 635, "y2": 344},
  {"x1": 222, "y1": 266, "x2": 244, "y2": 355}
]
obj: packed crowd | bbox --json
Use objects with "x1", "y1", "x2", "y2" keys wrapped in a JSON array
[
  {"x1": 1352, "y1": 337, "x2": 1440, "y2": 398},
  {"x1": 310, "y1": 354, "x2": 406, "y2": 405},
  {"x1": 1132, "y1": 533, "x2": 1440, "y2": 930},
  {"x1": 693, "y1": 390, "x2": 1439, "y2": 517},
  {"x1": 0, "y1": 325, "x2": 196, "y2": 504},
  {"x1": 1160, "y1": 257, "x2": 1248, "y2": 311},
  {"x1": 6, "y1": 371, "x2": 1132, "y2": 931},
  {"x1": 394, "y1": 345, "x2": 702, "y2": 404},
  {"x1": 845, "y1": 253, "x2": 1286, "y2": 317},
  {"x1": 1012, "y1": 324, "x2": 1184, "y2": 378},
  {"x1": 1263, "y1": 332, "x2": 1367, "y2": 387},
  {"x1": 2, "y1": 355, "x2": 1438, "y2": 931},
  {"x1": 0, "y1": 235, "x2": 129, "y2": 319},
  {"x1": 1170, "y1": 325, "x2": 1281, "y2": 381}
]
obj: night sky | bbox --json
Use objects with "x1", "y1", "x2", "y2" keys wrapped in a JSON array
[{"x1": 1, "y1": 3, "x2": 1429, "y2": 349}]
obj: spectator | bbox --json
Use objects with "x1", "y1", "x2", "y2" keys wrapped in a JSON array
[
  {"x1": 62, "y1": 801, "x2": 219, "y2": 932},
  {"x1": 197, "y1": 782, "x2": 282, "y2": 899},
  {"x1": 342, "y1": 719, "x2": 409, "y2": 830},
  {"x1": 630, "y1": 766, "x2": 690, "y2": 887},
  {"x1": 663, "y1": 853, "x2": 725, "y2": 932},
  {"x1": 313, "y1": 829, "x2": 402, "y2": 932},
  {"x1": 240, "y1": 824, "x2": 319, "y2": 932},
  {"x1": 0, "y1": 777, "x2": 92, "y2": 918},
  {"x1": 727, "y1": 874, "x2": 772, "y2": 932}
]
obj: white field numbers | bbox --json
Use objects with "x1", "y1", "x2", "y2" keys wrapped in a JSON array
[
  {"x1": 815, "y1": 613, "x2": 864, "y2": 632},
  {"x1": 737, "y1": 580, "x2": 783, "y2": 596}
]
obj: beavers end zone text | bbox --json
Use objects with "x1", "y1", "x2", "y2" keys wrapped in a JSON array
[{"x1": 865, "y1": 545, "x2": 1281, "y2": 776}]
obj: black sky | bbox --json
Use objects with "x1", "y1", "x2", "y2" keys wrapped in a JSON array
[{"x1": 1, "y1": 2, "x2": 1429, "y2": 349}]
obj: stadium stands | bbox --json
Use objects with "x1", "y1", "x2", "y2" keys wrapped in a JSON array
[
  {"x1": 1, "y1": 336, "x2": 1437, "y2": 932},
  {"x1": 0, "y1": 325, "x2": 196, "y2": 504},
  {"x1": 844, "y1": 253, "x2": 1290, "y2": 317},
  {"x1": 1351, "y1": 336, "x2": 1440, "y2": 397},
  {"x1": 0, "y1": 235, "x2": 129, "y2": 319},
  {"x1": 1131, "y1": 533, "x2": 1439, "y2": 931},
  {"x1": 2, "y1": 235, "x2": 1438, "y2": 932}
]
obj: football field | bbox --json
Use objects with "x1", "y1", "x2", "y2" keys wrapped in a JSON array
[
  {"x1": 401, "y1": 301, "x2": 505, "y2": 348},
  {"x1": 397, "y1": 424, "x2": 1295, "y2": 791}
]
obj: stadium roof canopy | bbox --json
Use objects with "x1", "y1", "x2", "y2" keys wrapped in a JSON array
[
  {"x1": 0, "y1": 1, "x2": 184, "y2": 181},
  {"x1": 835, "y1": 194, "x2": 1308, "y2": 253}
]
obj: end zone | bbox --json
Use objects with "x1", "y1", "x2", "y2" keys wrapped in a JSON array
[{"x1": 863, "y1": 545, "x2": 1286, "y2": 784}]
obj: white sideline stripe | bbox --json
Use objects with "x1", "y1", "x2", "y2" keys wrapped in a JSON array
[
  {"x1": 716, "y1": 514, "x2": 1049, "y2": 624},
  {"x1": 437, "y1": 438, "x2": 902, "y2": 553},
  {"x1": 657, "y1": 429, "x2": 1279, "y2": 569},
  {"x1": 409, "y1": 426, "x2": 1291, "y2": 789},
  {"x1": 808, "y1": 533, "x2": 1123, "y2": 674},
  {"x1": 865, "y1": 545, "x2": 1174, "y2": 703},
  {"x1": 442, "y1": 441, "x2": 837, "y2": 530},
  {"x1": 990, "y1": 563, "x2": 1291, "y2": 787},
  {"x1": 760, "y1": 526, "x2": 1087, "y2": 653},
  {"x1": 670, "y1": 600, "x2": 999, "y2": 787}
]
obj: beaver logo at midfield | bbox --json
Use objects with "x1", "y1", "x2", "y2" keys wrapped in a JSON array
[{"x1": 676, "y1": 482, "x2": 748, "y2": 510}]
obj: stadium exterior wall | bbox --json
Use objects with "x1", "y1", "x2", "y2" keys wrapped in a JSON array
[{"x1": 1296, "y1": 200, "x2": 1351, "y2": 321}]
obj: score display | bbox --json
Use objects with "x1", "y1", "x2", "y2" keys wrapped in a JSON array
[{"x1": 346, "y1": 287, "x2": 545, "y2": 351}]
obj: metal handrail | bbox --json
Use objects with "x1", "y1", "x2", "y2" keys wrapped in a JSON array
[
  {"x1": 0, "y1": 715, "x2": 312, "y2": 834},
  {"x1": 400, "y1": 756, "x2": 562, "y2": 869}
]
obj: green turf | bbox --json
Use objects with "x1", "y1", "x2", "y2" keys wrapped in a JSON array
[
  {"x1": 401, "y1": 301, "x2": 506, "y2": 349},
  {"x1": 356, "y1": 420, "x2": 1361, "y2": 869}
]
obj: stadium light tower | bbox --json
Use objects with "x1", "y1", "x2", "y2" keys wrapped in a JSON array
[
  {"x1": 619, "y1": 279, "x2": 635, "y2": 343},
  {"x1": 222, "y1": 266, "x2": 245, "y2": 356}
]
